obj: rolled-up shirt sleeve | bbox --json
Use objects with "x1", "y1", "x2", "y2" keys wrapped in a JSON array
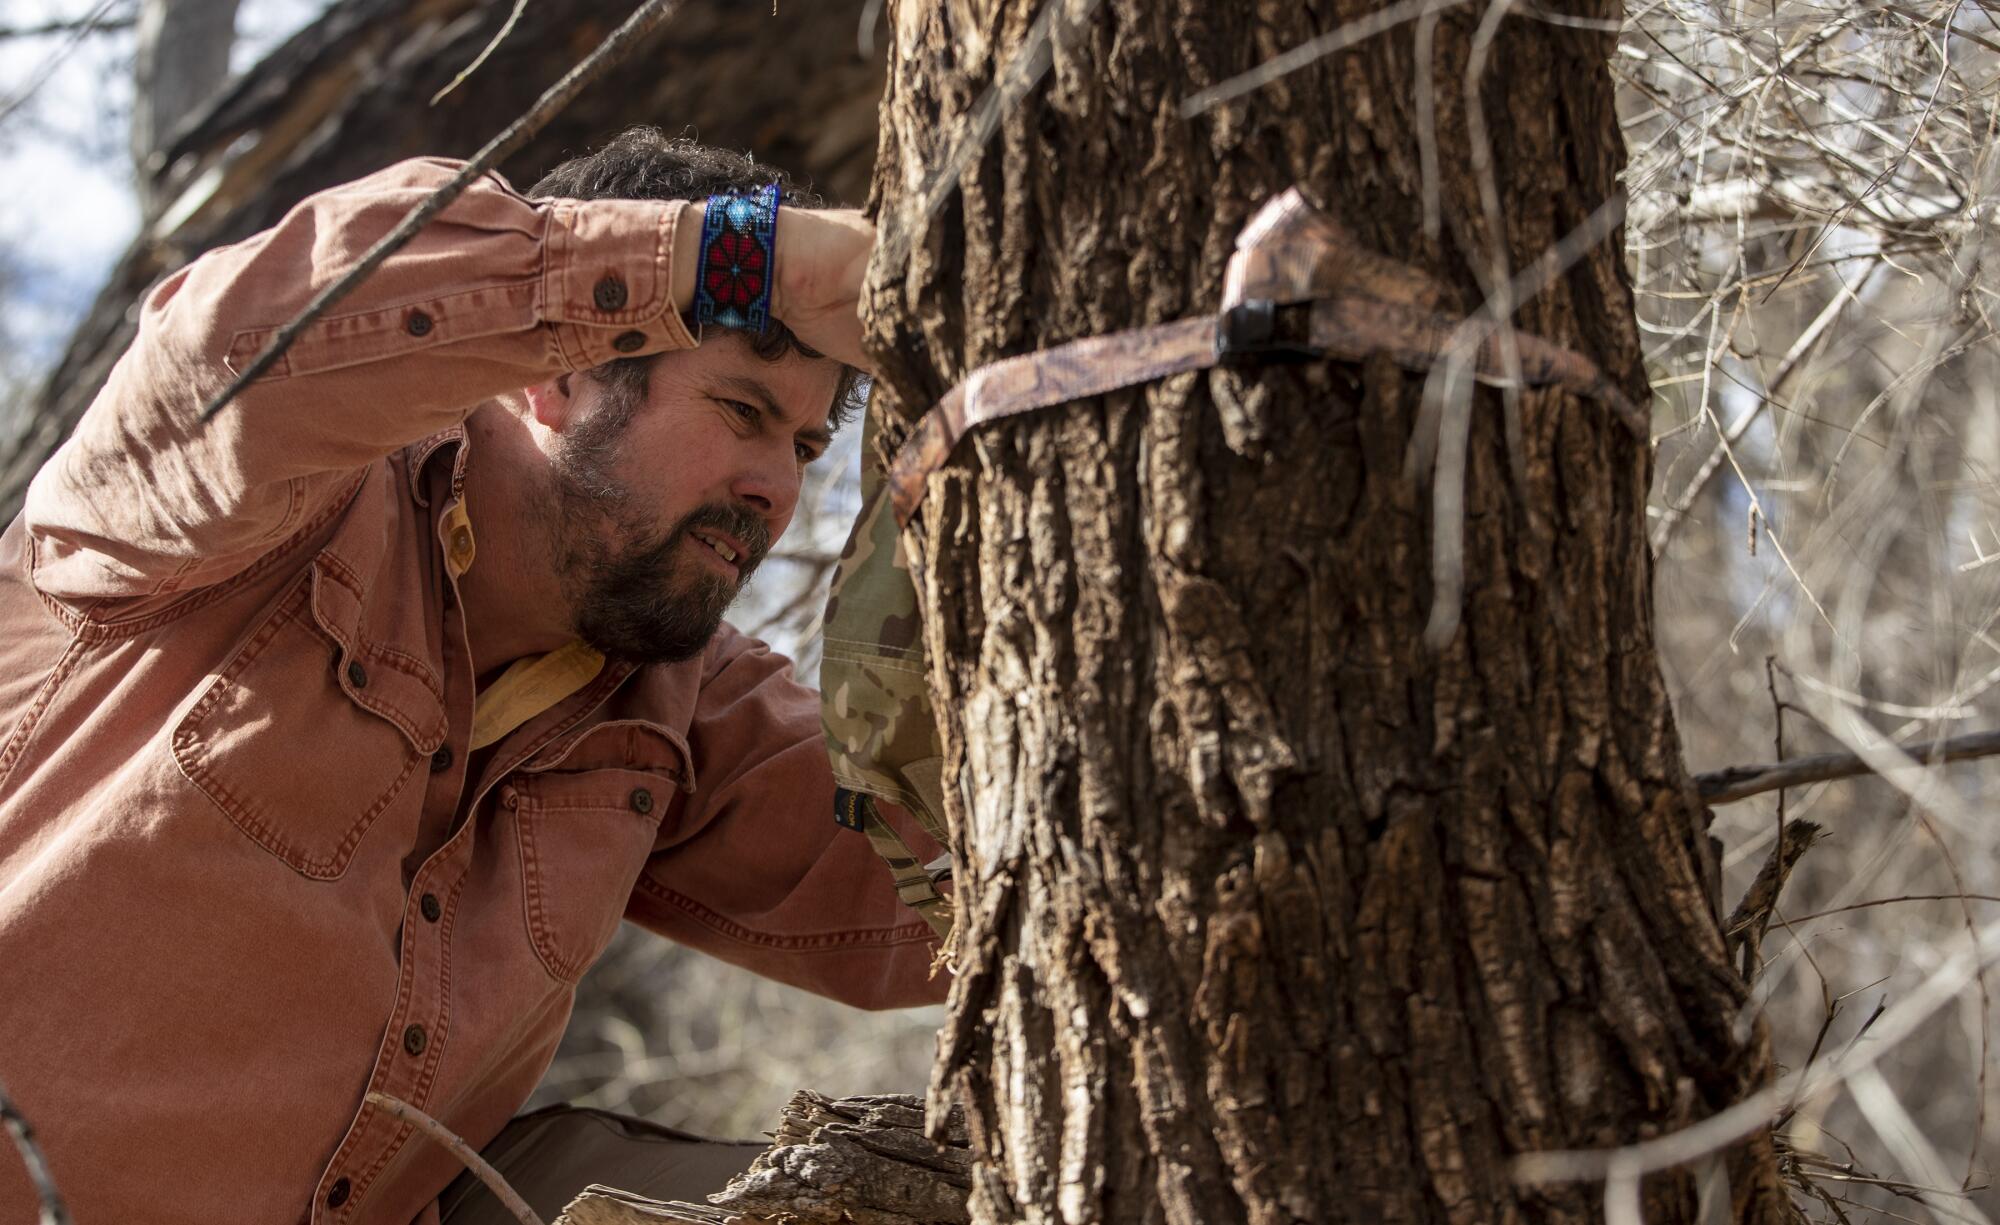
[
  {"x1": 26, "y1": 156, "x2": 696, "y2": 601},
  {"x1": 627, "y1": 624, "x2": 951, "y2": 1011}
]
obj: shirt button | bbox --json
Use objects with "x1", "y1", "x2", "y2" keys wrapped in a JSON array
[
  {"x1": 593, "y1": 275, "x2": 628, "y2": 311},
  {"x1": 430, "y1": 745, "x2": 453, "y2": 773},
  {"x1": 346, "y1": 661, "x2": 368, "y2": 689},
  {"x1": 629, "y1": 787, "x2": 654, "y2": 815},
  {"x1": 327, "y1": 1176, "x2": 351, "y2": 1208},
  {"x1": 403, "y1": 1023, "x2": 427, "y2": 1056},
  {"x1": 420, "y1": 893, "x2": 442, "y2": 923},
  {"x1": 406, "y1": 310, "x2": 433, "y2": 337},
  {"x1": 612, "y1": 330, "x2": 646, "y2": 353}
]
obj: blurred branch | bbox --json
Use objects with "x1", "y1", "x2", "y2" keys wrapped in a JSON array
[
  {"x1": 0, "y1": 14, "x2": 134, "y2": 37},
  {"x1": 366, "y1": 1092, "x2": 542, "y2": 1225},
  {"x1": 430, "y1": 0, "x2": 527, "y2": 105},
  {"x1": 0, "y1": 0, "x2": 129, "y2": 128},
  {"x1": 1651, "y1": 255, "x2": 1880, "y2": 554},
  {"x1": 1178, "y1": 0, "x2": 1462, "y2": 114},
  {"x1": 1790, "y1": 893, "x2": 2000, "y2": 923},
  {"x1": 1697, "y1": 728, "x2": 2000, "y2": 805},
  {"x1": 0, "y1": 1075, "x2": 70, "y2": 1225},
  {"x1": 1517, "y1": 909, "x2": 2000, "y2": 1186}
]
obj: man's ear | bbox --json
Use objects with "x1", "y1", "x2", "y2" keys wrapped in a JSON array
[{"x1": 522, "y1": 374, "x2": 576, "y2": 431}]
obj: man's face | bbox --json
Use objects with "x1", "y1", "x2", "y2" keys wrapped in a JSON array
[{"x1": 533, "y1": 338, "x2": 843, "y2": 664}]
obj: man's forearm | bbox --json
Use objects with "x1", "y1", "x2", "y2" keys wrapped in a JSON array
[{"x1": 27, "y1": 157, "x2": 697, "y2": 601}]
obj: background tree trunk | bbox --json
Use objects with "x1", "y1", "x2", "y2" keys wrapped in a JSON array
[
  {"x1": 131, "y1": 0, "x2": 240, "y2": 212},
  {"x1": 864, "y1": 3, "x2": 1794, "y2": 1221}
]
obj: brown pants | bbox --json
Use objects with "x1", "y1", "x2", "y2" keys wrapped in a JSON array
[{"x1": 437, "y1": 1105, "x2": 766, "y2": 1224}]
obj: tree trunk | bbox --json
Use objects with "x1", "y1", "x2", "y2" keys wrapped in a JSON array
[
  {"x1": 864, "y1": 3, "x2": 1794, "y2": 1222},
  {"x1": 131, "y1": 0, "x2": 241, "y2": 212}
]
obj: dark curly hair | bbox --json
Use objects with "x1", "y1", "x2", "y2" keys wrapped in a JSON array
[{"x1": 529, "y1": 127, "x2": 864, "y2": 429}]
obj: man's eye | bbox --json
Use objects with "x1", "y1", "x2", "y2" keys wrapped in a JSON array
[
  {"x1": 796, "y1": 441, "x2": 823, "y2": 464},
  {"x1": 724, "y1": 399, "x2": 759, "y2": 422}
]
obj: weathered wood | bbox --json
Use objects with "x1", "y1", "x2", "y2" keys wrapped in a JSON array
[
  {"x1": 557, "y1": 1185, "x2": 731, "y2": 1224},
  {"x1": 865, "y1": 2, "x2": 1797, "y2": 1222},
  {"x1": 556, "y1": 1093, "x2": 970, "y2": 1225}
]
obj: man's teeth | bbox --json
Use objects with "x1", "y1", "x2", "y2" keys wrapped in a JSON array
[{"x1": 693, "y1": 531, "x2": 739, "y2": 562}]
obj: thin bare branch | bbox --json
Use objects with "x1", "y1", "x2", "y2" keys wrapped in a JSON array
[
  {"x1": 874, "y1": 0, "x2": 1103, "y2": 279},
  {"x1": 0, "y1": 1075, "x2": 69, "y2": 1225},
  {"x1": 1516, "y1": 907, "x2": 2000, "y2": 1185},
  {"x1": 1696, "y1": 728, "x2": 2000, "y2": 805},
  {"x1": 0, "y1": 13, "x2": 133, "y2": 38},
  {"x1": 430, "y1": 0, "x2": 529, "y2": 105},
  {"x1": 1789, "y1": 894, "x2": 2000, "y2": 924},
  {"x1": 365, "y1": 1092, "x2": 542, "y2": 1225},
  {"x1": 0, "y1": 0, "x2": 129, "y2": 128},
  {"x1": 1178, "y1": 0, "x2": 1466, "y2": 115},
  {"x1": 1650, "y1": 256, "x2": 1882, "y2": 553}
]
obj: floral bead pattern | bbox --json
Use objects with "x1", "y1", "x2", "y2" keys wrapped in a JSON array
[{"x1": 695, "y1": 182, "x2": 778, "y2": 332}]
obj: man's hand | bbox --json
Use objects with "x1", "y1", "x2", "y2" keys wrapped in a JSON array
[{"x1": 673, "y1": 203, "x2": 876, "y2": 373}]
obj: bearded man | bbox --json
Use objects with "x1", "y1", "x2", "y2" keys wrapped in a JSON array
[{"x1": 0, "y1": 128, "x2": 945, "y2": 1224}]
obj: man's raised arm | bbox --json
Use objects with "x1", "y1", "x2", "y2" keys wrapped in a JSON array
[{"x1": 24, "y1": 157, "x2": 697, "y2": 602}]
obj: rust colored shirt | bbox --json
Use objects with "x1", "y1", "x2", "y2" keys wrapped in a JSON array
[{"x1": 0, "y1": 159, "x2": 943, "y2": 1225}]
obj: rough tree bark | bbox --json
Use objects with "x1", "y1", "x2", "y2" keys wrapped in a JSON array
[{"x1": 864, "y1": 3, "x2": 1795, "y2": 1222}]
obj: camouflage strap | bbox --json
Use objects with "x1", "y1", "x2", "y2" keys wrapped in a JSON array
[
  {"x1": 834, "y1": 788, "x2": 954, "y2": 940},
  {"x1": 886, "y1": 188, "x2": 1642, "y2": 527},
  {"x1": 887, "y1": 317, "x2": 1219, "y2": 525}
]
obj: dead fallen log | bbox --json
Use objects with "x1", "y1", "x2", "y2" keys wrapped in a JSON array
[{"x1": 556, "y1": 1092, "x2": 971, "y2": 1225}]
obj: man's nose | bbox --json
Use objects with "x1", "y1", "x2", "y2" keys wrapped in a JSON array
[{"x1": 728, "y1": 447, "x2": 800, "y2": 525}]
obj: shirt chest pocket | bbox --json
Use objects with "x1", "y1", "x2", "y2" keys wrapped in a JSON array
[
  {"x1": 171, "y1": 559, "x2": 446, "y2": 879},
  {"x1": 504, "y1": 767, "x2": 675, "y2": 983}
]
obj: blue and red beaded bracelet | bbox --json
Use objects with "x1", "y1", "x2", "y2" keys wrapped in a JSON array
[{"x1": 695, "y1": 182, "x2": 779, "y2": 332}]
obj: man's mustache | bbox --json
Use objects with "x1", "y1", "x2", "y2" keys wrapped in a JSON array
[{"x1": 665, "y1": 502, "x2": 771, "y2": 578}]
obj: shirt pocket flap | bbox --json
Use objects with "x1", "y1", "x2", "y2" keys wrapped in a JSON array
[
  {"x1": 172, "y1": 572, "x2": 425, "y2": 880},
  {"x1": 308, "y1": 553, "x2": 447, "y2": 754},
  {"x1": 521, "y1": 719, "x2": 692, "y2": 784},
  {"x1": 506, "y1": 765, "x2": 677, "y2": 983}
]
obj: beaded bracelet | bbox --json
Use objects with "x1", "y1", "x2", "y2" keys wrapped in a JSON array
[{"x1": 694, "y1": 181, "x2": 780, "y2": 332}]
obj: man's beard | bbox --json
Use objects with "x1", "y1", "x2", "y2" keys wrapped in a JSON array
[{"x1": 538, "y1": 433, "x2": 770, "y2": 665}]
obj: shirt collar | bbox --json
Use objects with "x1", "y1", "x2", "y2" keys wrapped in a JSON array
[{"x1": 407, "y1": 424, "x2": 470, "y2": 508}]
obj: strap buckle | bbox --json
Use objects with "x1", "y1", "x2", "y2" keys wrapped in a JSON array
[{"x1": 1216, "y1": 299, "x2": 1314, "y2": 361}]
